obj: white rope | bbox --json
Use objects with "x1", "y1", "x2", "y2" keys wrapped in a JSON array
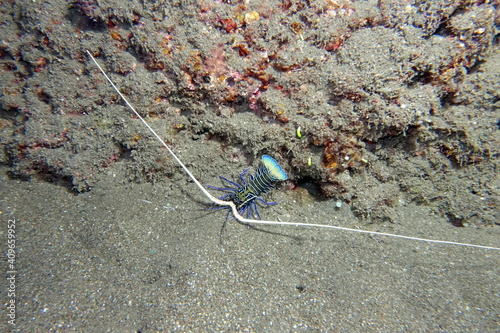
[{"x1": 86, "y1": 50, "x2": 500, "y2": 251}]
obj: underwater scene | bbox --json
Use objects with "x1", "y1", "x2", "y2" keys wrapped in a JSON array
[{"x1": 0, "y1": 0, "x2": 499, "y2": 331}]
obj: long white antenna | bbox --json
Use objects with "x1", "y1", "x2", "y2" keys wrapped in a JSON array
[{"x1": 86, "y1": 50, "x2": 500, "y2": 251}]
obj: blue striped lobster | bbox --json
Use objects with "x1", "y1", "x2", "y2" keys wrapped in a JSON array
[{"x1": 207, "y1": 155, "x2": 288, "y2": 221}]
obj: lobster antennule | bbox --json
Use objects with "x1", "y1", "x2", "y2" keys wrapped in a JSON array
[{"x1": 262, "y1": 155, "x2": 288, "y2": 181}]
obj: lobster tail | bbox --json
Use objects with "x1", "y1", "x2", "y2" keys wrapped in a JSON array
[{"x1": 262, "y1": 155, "x2": 288, "y2": 181}]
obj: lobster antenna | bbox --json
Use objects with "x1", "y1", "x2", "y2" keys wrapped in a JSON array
[{"x1": 85, "y1": 50, "x2": 500, "y2": 251}]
